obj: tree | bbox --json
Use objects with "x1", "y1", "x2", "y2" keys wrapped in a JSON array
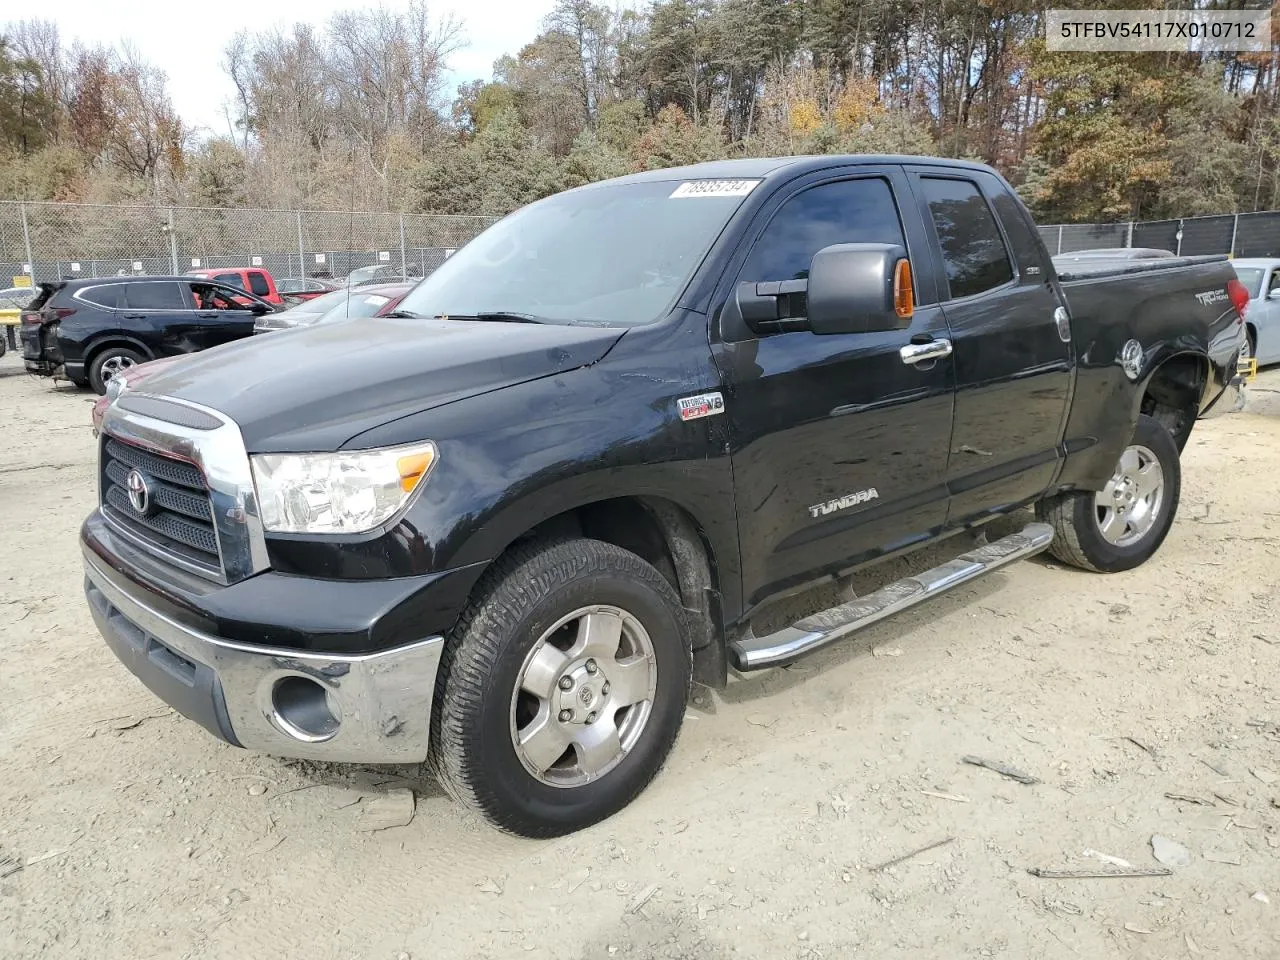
[{"x1": 0, "y1": 37, "x2": 55, "y2": 155}]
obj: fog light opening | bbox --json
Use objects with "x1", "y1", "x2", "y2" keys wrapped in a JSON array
[{"x1": 272, "y1": 675, "x2": 341, "y2": 742}]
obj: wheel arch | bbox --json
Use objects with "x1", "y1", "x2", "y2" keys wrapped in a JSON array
[
  {"x1": 499, "y1": 494, "x2": 730, "y2": 688},
  {"x1": 1134, "y1": 350, "x2": 1207, "y2": 452},
  {"x1": 83, "y1": 334, "x2": 154, "y2": 373}
]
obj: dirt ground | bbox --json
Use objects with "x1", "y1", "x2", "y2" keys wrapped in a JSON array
[{"x1": 2, "y1": 351, "x2": 1280, "y2": 960}]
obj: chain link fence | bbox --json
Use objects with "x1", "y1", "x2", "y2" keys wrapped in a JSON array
[
  {"x1": 0, "y1": 201, "x2": 498, "y2": 286},
  {"x1": 5, "y1": 200, "x2": 1280, "y2": 290},
  {"x1": 1037, "y1": 211, "x2": 1280, "y2": 258}
]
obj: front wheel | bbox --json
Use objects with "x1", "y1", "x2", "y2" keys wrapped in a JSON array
[
  {"x1": 1036, "y1": 413, "x2": 1181, "y2": 572},
  {"x1": 432, "y1": 538, "x2": 691, "y2": 837}
]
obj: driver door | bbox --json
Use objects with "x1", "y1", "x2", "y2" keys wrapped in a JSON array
[
  {"x1": 187, "y1": 282, "x2": 259, "y2": 348},
  {"x1": 713, "y1": 168, "x2": 956, "y2": 609}
]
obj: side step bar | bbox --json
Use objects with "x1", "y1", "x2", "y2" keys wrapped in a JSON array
[{"x1": 729, "y1": 522, "x2": 1054, "y2": 671}]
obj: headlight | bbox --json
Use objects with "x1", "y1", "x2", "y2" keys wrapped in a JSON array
[{"x1": 251, "y1": 442, "x2": 436, "y2": 534}]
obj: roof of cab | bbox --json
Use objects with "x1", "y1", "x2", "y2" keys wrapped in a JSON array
[{"x1": 581, "y1": 154, "x2": 999, "y2": 190}]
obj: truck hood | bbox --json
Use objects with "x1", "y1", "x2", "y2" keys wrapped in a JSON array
[{"x1": 137, "y1": 316, "x2": 626, "y2": 451}]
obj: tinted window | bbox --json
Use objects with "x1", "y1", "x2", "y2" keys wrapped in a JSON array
[
  {"x1": 125, "y1": 281, "x2": 186, "y2": 310},
  {"x1": 79, "y1": 285, "x2": 121, "y2": 308},
  {"x1": 741, "y1": 178, "x2": 906, "y2": 283},
  {"x1": 215, "y1": 272, "x2": 246, "y2": 290},
  {"x1": 920, "y1": 177, "x2": 1014, "y2": 299},
  {"x1": 1269, "y1": 270, "x2": 1280, "y2": 296},
  {"x1": 248, "y1": 272, "x2": 271, "y2": 296}
]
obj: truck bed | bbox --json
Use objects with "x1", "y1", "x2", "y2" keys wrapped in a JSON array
[{"x1": 1053, "y1": 253, "x2": 1227, "y2": 283}]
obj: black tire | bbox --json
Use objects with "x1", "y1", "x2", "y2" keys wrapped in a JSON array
[
  {"x1": 88, "y1": 346, "x2": 145, "y2": 395},
  {"x1": 1036, "y1": 414, "x2": 1181, "y2": 572},
  {"x1": 432, "y1": 538, "x2": 691, "y2": 837}
]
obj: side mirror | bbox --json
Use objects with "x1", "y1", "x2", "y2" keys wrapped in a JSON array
[
  {"x1": 807, "y1": 243, "x2": 913, "y2": 335},
  {"x1": 250, "y1": 301, "x2": 273, "y2": 315},
  {"x1": 1269, "y1": 288, "x2": 1280, "y2": 301}
]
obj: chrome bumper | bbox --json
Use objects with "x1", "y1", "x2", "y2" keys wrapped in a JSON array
[{"x1": 84, "y1": 550, "x2": 443, "y2": 764}]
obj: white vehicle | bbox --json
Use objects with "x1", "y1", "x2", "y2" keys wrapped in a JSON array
[{"x1": 1231, "y1": 258, "x2": 1280, "y2": 365}]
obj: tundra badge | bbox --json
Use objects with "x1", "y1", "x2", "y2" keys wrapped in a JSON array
[
  {"x1": 809, "y1": 488, "x2": 880, "y2": 519},
  {"x1": 678, "y1": 392, "x2": 725, "y2": 421}
]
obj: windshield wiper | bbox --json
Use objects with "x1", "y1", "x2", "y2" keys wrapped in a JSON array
[
  {"x1": 441, "y1": 311, "x2": 548, "y2": 324},
  {"x1": 383, "y1": 309, "x2": 424, "y2": 319}
]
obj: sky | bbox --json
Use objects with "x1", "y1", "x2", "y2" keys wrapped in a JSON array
[{"x1": 20, "y1": 0, "x2": 558, "y2": 138}]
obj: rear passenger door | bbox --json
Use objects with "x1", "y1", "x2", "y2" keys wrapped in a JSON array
[{"x1": 905, "y1": 167, "x2": 1071, "y2": 523}]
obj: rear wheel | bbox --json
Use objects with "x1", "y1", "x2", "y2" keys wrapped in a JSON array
[
  {"x1": 88, "y1": 346, "x2": 144, "y2": 395},
  {"x1": 1036, "y1": 414, "x2": 1181, "y2": 572},
  {"x1": 432, "y1": 538, "x2": 691, "y2": 837}
]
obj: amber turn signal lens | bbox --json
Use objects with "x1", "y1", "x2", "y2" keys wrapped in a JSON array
[
  {"x1": 396, "y1": 450, "x2": 436, "y2": 493},
  {"x1": 893, "y1": 259, "x2": 914, "y2": 319}
]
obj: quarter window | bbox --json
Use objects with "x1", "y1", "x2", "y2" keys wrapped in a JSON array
[
  {"x1": 741, "y1": 177, "x2": 907, "y2": 283},
  {"x1": 248, "y1": 272, "x2": 271, "y2": 297},
  {"x1": 919, "y1": 177, "x2": 1014, "y2": 299},
  {"x1": 79, "y1": 285, "x2": 121, "y2": 308}
]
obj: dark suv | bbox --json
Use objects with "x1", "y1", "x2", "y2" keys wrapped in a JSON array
[{"x1": 21, "y1": 276, "x2": 275, "y2": 394}]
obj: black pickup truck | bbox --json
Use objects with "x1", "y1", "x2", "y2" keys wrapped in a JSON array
[{"x1": 80, "y1": 156, "x2": 1247, "y2": 837}]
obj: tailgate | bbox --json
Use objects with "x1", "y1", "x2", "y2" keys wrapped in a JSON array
[{"x1": 20, "y1": 282, "x2": 65, "y2": 363}]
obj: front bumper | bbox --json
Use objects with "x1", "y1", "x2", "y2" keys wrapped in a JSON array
[{"x1": 84, "y1": 546, "x2": 444, "y2": 763}]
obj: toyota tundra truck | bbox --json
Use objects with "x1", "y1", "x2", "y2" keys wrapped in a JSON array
[{"x1": 81, "y1": 156, "x2": 1247, "y2": 837}]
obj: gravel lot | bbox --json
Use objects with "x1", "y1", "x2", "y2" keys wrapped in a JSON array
[{"x1": 2, "y1": 350, "x2": 1280, "y2": 960}]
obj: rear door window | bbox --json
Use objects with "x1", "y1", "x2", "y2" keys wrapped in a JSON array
[
  {"x1": 919, "y1": 177, "x2": 1014, "y2": 300},
  {"x1": 125, "y1": 281, "x2": 188, "y2": 310},
  {"x1": 79, "y1": 285, "x2": 121, "y2": 308},
  {"x1": 248, "y1": 271, "x2": 271, "y2": 297},
  {"x1": 215, "y1": 272, "x2": 246, "y2": 290}
]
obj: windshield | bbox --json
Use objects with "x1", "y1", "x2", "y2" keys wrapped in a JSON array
[
  {"x1": 315, "y1": 292, "x2": 393, "y2": 325},
  {"x1": 282, "y1": 288, "x2": 350, "y2": 316},
  {"x1": 1233, "y1": 267, "x2": 1264, "y2": 299},
  {"x1": 394, "y1": 179, "x2": 757, "y2": 327}
]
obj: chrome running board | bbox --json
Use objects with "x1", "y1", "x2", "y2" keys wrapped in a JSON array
[{"x1": 729, "y1": 522, "x2": 1054, "y2": 671}]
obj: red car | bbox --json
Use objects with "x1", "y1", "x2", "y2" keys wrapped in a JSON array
[
  {"x1": 91, "y1": 282, "x2": 415, "y2": 431},
  {"x1": 185, "y1": 267, "x2": 284, "y2": 305},
  {"x1": 277, "y1": 277, "x2": 341, "y2": 302}
]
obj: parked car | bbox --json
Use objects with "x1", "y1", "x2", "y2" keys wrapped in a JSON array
[
  {"x1": 0, "y1": 284, "x2": 34, "y2": 355},
  {"x1": 83, "y1": 155, "x2": 1244, "y2": 837},
  {"x1": 22, "y1": 276, "x2": 275, "y2": 393},
  {"x1": 90, "y1": 282, "x2": 416, "y2": 430},
  {"x1": 253, "y1": 282, "x2": 414, "y2": 332},
  {"x1": 1054, "y1": 247, "x2": 1176, "y2": 262},
  {"x1": 345, "y1": 264, "x2": 417, "y2": 287},
  {"x1": 185, "y1": 267, "x2": 284, "y2": 305},
  {"x1": 1230, "y1": 258, "x2": 1280, "y2": 365},
  {"x1": 276, "y1": 277, "x2": 341, "y2": 302}
]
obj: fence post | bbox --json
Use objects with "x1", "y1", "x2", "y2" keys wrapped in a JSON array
[
  {"x1": 167, "y1": 207, "x2": 180, "y2": 275},
  {"x1": 20, "y1": 202, "x2": 35, "y2": 280},
  {"x1": 1229, "y1": 213, "x2": 1239, "y2": 257},
  {"x1": 1176, "y1": 219, "x2": 1183, "y2": 256},
  {"x1": 296, "y1": 211, "x2": 306, "y2": 278},
  {"x1": 1056, "y1": 224, "x2": 1063, "y2": 255},
  {"x1": 1126, "y1": 221, "x2": 1134, "y2": 248},
  {"x1": 399, "y1": 213, "x2": 408, "y2": 279}
]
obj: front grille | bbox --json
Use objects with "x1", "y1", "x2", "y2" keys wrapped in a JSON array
[{"x1": 100, "y1": 437, "x2": 222, "y2": 577}]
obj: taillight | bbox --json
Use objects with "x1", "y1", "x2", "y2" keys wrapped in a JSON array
[
  {"x1": 20, "y1": 310, "x2": 42, "y2": 324},
  {"x1": 1227, "y1": 278, "x2": 1249, "y2": 320}
]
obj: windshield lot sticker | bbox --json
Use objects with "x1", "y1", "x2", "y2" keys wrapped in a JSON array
[
  {"x1": 678, "y1": 392, "x2": 725, "y2": 421},
  {"x1": 670, "y1": 180, "x2": 760, "y2": 199}
]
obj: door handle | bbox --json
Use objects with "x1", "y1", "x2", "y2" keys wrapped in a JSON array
[
  {"x1": 899, "y1": 338, "x2": 953, "y2": 365},
  {"x1": 121, "y1": 313, "x2": 145, "y2": 320}
]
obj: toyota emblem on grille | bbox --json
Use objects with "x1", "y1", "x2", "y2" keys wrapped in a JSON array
[{"x1": 126, "y1": 469, "x2": 152, "y2": 515}]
